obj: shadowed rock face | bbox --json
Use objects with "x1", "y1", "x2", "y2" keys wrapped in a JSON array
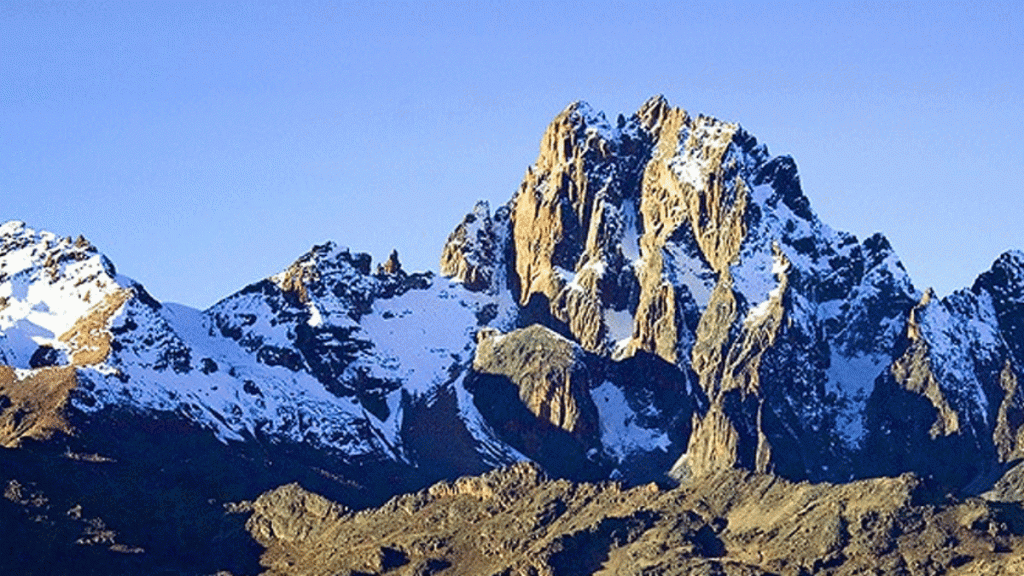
[
  {"x1": 472, "y1": 325, "x2": 598, "y2": 438},
  {"x1": 465, "y1": 323, "x2": 706, "y2": 484}
]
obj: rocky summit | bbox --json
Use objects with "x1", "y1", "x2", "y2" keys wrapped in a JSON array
[{"x1": 2, "y1": 97, "x2": 1024, "y2": 575}]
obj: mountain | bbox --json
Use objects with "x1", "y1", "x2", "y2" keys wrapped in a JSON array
[
  {"x1": 441, "y1": 95, "x2": 1024, "y2": 490},
  {"x1": 2, "y1": 96, "x2": 1024, "y2": 574}
]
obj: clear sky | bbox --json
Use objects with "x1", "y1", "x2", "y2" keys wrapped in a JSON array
[{"x1": 3, "y1": 1, "x2": 1022, "y2": 308}]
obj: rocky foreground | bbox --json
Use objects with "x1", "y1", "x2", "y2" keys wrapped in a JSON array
[
  {"x1": 6, "y1": 455, "x2": 1024, "y2": 575},
  {"x1": 246, "y1": 462, "x2": 1024, "y2": 576}
]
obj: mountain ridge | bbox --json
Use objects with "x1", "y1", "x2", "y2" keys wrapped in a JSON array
[
  {"x1": 2, "y1": 96, "x2": 1024, "y2": 574},
  {"x1": 4, "y1": 96, "x2": 1023, "y2": 487}
]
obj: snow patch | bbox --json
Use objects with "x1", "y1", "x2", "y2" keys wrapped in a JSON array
[
  {"x1": 0, "y1": 224, "x2": 129, "y2": 367},
  {"x1": 592, "y1": 380, "x2": 671, "y2": 461},
  {"x1": 619, "y1": 200, "x2": 641, "y2": 262},
  {"x1": 743, "y1": 250, "x2": 789, "y2": 325},
  {"x1": 825, "y1": 352, "x2": 887, "y2": 446},
  {"x1": 603, "y1": 308, "x2": 634, "y2": 348},
  {"x1": 351, "y1": 282, "x2": 478, "y2": 397}
]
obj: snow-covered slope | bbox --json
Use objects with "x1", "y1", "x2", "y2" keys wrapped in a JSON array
[
  {"x1": 0, "y1": 221, "x2": 134, "y2": 368},
  {"x1": 0, "y1": 223, "x2": 521, "y2": 475}
]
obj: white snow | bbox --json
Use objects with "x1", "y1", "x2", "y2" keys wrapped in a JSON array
[
  {"x1": 667, "y1": 118, "x2": 737, "y2": 190},
  {"x1": 743, "y1": 249, "x2": 789, "y2": 325},
  {"x1": 75, "y1": 295, "x2": 392, "y2": 455},
  {"x1": 208, "y1": 291, "x2": 297, "y2": 349},
  {"x1": 914, "y1": 291, "x2": 1000, "y2": 426},
  {"x1": 661, "y1": 243, "x2": 715, "y2": 309},
  {"x1": 825, "y1": 352, "x2": 887, "y2": 446},
  {"x1": 592, "y1": 380, "x2": 671, "y2": 461},
  {"x1": 552, "y1": 266, "x2": 575, "y2": 287},
  {"x1": 603, "y1": 308, "x2": 634, "y2": 348},
  {"x1": 618, "y1": 200, "x2": 642, "y2": 262},
  {"x1": 346, "y1": 281, "x2": 478, "y2": 398},
  {"x1": 454, "y1": 373, "x2": 527, "y2": 467},
  {"x1": 575, "y1": 102, "x2": 618, "y2": 143},
  {"x1": 307, "y1": 303, "x2": 323, "y2": 327}
]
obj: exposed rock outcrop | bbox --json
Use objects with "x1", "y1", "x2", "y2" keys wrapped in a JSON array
[
  {"x1": 376, "y1": 250, "x2": 404, "y2": 277},
  {"x1": 440, "y1": 201, "x2": 511, "y2": 294},
  {"x1": 472, "y1": 325, "x2": 597, "y2": 438},
  {"x1": 0, "y1": 365, "x2": 77, "y2": 447},
  {"x1": 245, "y1": 462, "x2": 1024, "y2": 576},
  {"x1": 995, "y1": 361, "x2": 1024, "y2": 462}
]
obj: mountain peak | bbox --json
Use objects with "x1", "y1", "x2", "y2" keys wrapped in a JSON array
[
  {"x1": 973, "y1": 249, "x2": 1024, "y2": 297},
  {"x1": 994, "y1": 249, "x2": 1024, "y2": 276},
  {"x1": 0, "y1": 221, "x2": 134, "y2": 368},
  {"x1": 636, "y1": 94, "x2": 673, "y2": 131},
  {"x1": 440, "y1": 98, "x2": 1019, "y2": 486},
  {"x1": 0, "y1": 220, "x2": 27, "y2": 236}
]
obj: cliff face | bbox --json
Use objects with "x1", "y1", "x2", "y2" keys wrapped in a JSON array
[{"x1": 472, "y1": 325, "x2": 597, "y2": 438}]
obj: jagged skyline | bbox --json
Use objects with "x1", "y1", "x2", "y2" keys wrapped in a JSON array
[
  {"x1": 3, "y1": 1, "x2": 1022, "y2": 308},
  {"x1": 4, "y1": 56, "x2": 1024, "y2": 574}
]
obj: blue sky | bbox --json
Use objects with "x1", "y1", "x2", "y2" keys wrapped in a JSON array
[{"x1": 3, "y1": 1, "x2": 1022, "y2": 308}]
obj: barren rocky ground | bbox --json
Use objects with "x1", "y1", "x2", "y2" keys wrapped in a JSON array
[{"x1": 245, "y1": 462, "x2": 1024, "y2": 576}]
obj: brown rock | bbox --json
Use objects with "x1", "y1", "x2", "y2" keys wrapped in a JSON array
[
  {"x1": 377, "y1": 250, "x2": 403, "y2": 276},
  {"x1": 244, "y1": 462, "x2": 1024, "y2": 576},
  {"x1": 0, "y1": 288, "x2": 134, "y2": 447},
  {"x1": 59, "y1": 288, "x2": 131, "y2": 366},
  {"x1": 994, "y1": 360, "x2": 1024, "y2": 462},
  {"x1": 890, "y1": 290, "x2": 961, "y2": 439},
  {"x1": 0, "y1": 365, "x2": 77, "y2": 447},
  {"x1": 440, "y1": 201, "x2": 507, "y2": 293},
  {"x1": 473, "y1": 325, "x2": 598, "y2": 439}
]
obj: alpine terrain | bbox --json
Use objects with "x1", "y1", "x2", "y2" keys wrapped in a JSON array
[{"x1": 3, "y1": 96, "x2": 1024, "y2": 575}]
